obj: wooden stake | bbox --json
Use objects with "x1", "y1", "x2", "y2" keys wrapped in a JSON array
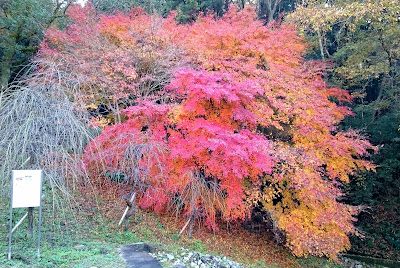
[
  {"x1": 11, "y1": 212, "x2": 28, "y2": 234},
  {"x1": 178, "y1": 217, "x2": 191, "y2": 237},
  {"x1": 118, "y1": 193, "x2": 136, "y2": 227}
]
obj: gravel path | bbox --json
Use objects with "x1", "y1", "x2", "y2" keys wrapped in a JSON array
[
  {"x1": 120, "y1": 242, "x2": 244, "y2": 268},
  {"x1": 149, "y1": 248, "x2": 245, "y2": 268}
]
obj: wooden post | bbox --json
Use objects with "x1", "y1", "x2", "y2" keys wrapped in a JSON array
[
  {"x1": 178, "y1": 210, "x2": 197, "y2": 238},
  {"x1": 188, "y1": 217, "x2": 194, "y2": 238},
  {"x1": 118, "y1": 192, "x2": 136, "y2": 229},
  {"x1": 178, "y1": 218, "x2": 191, "y2": 237},
  {"x1": 27, "y1": 207, "x2": 34, "y2": 238},
  {"x1": 188, "y1": 211, "x2": 196, "y2": 238}
]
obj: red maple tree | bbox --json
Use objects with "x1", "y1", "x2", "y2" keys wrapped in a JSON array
[{"x1": 39, "y1": 5, "x2": 375, "y2": 259}]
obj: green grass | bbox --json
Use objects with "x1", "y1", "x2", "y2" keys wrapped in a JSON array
[
  {"x1": 298, "y1": 257, "x2": 344, "y2": 268},
  {"x1": 0, "y1": 207, "x2": 126, "y2": 268}
]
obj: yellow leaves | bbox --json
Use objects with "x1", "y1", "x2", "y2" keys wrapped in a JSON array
[
  {"x1": 89, "y1": 116, "x2": 110, "y2": 129},
  {"x1": 261, "y1": 186, "x2": 276, "y2": 204},
  {"x1": 288, "y1": 0, "x2": 400, "y2": 39},
  {"x1": 85, "y1": 103, "x2": 98, "y2": 110},
  {"x1": 258, "y1": 139, "x2": 367, "y2": 259},
  {"x1": 273, "y1": 199, "x2": 354, "y2": 260},
  {"x1": 168, "y1": 105, "x2": 183, "y2": 123},
  {"x1": 351, "y1": 91, "x2": 366, "y2": 99}
]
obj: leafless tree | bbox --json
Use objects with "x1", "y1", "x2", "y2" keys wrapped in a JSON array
[{"x1": 0, "y1": 60, "x2": 94, "y2": 214}]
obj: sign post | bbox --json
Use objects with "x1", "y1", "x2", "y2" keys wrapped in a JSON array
[{"x1": 8, "y1": 170, "x2": 43, "y2": 260}]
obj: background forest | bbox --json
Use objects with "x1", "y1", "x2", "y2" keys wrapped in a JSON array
[{"x1": 0, "y1": 0, "x2": 399, "y2": 265}]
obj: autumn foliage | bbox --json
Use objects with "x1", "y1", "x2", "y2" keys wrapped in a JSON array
[{"x1": 38, "y1": 4, "x2": 375, "y2": 260}]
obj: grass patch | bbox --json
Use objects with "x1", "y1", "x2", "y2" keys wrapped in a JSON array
[{"x1": 0, "y1": 203, "x2": 125, "y2": 268}]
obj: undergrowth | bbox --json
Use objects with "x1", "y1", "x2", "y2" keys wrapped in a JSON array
[{"x1": 0, "y1": 185, "x2": 345, "y2": 268}]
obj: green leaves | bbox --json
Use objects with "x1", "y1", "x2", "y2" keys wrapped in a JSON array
[
  {"x1": 288, "y1": 0, "x2": 400, "y2": 259},
  {"x1": 0, "y1": 0, "x2": 71, "y2": 89}
]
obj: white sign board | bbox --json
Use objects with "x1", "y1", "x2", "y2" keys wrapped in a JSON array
[{"x1": 12, "y1": 170, "x2": 43, "y2": 208}]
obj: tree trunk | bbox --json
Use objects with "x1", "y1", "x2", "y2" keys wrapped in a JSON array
[
  {"x1": 258, "y1": 0, "x2": 280, "y2": 22},
  {"x1": 225, "y1": 0, "x2": 230, "y2": 10},
  {"x1": 1, "y1": 22, "x2": 23, "y2": 91},
  {"x1": 266, "y1": 0, "x2": 274, "y2": 22},
  {"x1": 257, "y1": 0, "x2": 262, "y2": 18},
  {"x1": 317, "y1": 28, "x2": 325, "y2": 60},
  {"x1": 371, "y1": 35, "x2": 396, "y2": 123},
  {"x1": 0, "y1": 44, "x2": 16, "y2": 90}
]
